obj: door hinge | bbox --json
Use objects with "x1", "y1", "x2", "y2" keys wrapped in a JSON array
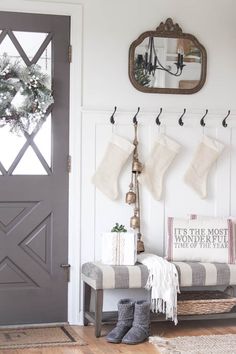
[
  {"x1": 68, "y1": 45, "x2": 72, "y2": 63},
  {"x1": 60, "y1": 264, "x2": 71, "y2": 282},
  {"x1": 67, "y1": 155, "x2": 71, "y2": 173}
]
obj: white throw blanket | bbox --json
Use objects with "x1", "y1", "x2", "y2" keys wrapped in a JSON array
[{"x1": 137, "y1": 253, "x2": 180, "y2": 325}]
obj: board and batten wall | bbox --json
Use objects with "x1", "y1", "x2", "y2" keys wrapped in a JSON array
[{"x1": 80, "y1": 110, "x2": 236, "y2": 310}]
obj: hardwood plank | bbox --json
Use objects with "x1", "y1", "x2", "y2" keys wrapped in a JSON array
[{"x1": 5, "y1": 319, "x2": 236, "y2": 354}]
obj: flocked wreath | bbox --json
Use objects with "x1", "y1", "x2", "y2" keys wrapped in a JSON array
[{"x1": 0, "y1": 53, "x2": 54, "y2": 134}]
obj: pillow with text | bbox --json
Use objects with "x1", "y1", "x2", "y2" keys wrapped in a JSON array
[{"x1": 166, "y1": 217, "x2": 235, "y2": 263}]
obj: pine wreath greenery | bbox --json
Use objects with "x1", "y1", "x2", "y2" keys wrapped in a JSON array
[{"x1": 0, "y1": 53, "x2": 54, "y2": 134}]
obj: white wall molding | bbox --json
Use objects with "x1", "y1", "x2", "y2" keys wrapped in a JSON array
[{"x1": 81, "y1": 111, "x2": 236, "y2": 309}]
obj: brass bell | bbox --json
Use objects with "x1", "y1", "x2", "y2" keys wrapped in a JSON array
[
  {"x1": 137, "y1": 239, "x2": 145, "y2": 254},
  {"x1": 137, "y1": 232, "x2": 145, "y2": 253},
  {"x1": 130, "y1": 215, "x2": 140, "y2": 229},
  {"x1": 132, "y1": 160, "x2": 143, "y2": 173},
  {"x1": 126, "y1": 191, "x2": 136, "y2": 204}
]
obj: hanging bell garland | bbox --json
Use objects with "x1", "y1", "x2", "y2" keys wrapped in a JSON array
[{"x1": 126, "y1": 121, "x2": 145, "y2": 253}]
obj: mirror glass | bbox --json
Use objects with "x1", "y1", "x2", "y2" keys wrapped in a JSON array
[{"x1": 129, "y1": 18, "x2": 207, "y2": 94}]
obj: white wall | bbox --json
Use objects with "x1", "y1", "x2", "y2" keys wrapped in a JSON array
[{"x1": 81, "y1": 0, "x2": 236, "y2": 110}]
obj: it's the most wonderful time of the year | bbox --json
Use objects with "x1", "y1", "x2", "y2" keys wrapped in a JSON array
[{"x1": 174, "y1": 227, "x2": 228, "y2": 249}]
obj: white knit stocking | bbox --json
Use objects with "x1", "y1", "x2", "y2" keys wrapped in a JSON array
[
  {"x1": 92, "y1": 133, "x2": 134, "y2": 200},
  {"x1": 138, "y1": 134, "x2": 181, "y2": 200},
  {"x1": 184, "y1": 135, "x2": 224, "y2": 198}
]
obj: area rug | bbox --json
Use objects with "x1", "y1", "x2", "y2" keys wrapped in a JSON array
[
  {"x1": 0, "y1": 325, "x2": 86, "y2": 350},
  {"x1": 149, "y1": 334, "x2": 236, "y2": 354}
]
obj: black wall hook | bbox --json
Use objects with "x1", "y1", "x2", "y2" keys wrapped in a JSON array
[
  {"x1": 133, "y1": 107, "x2": 140, "y2": 125},
  {"x1": 110, "y1": 106, "x2": 117, "y2": 124},
  {"x1": 222, "y1": 110, "x2": 231, "y2": 128},
  {"x1": 178, "y1": 108, "x2": 186, "y2": 126},
  {"x1": 200, "y1": 109, "x2": 208, "y2": 127},
  {"x1": 156, "y1": 108, "x2": 163, "y2": 125}
]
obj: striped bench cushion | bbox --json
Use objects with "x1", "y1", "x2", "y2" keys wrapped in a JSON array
[
  {"x1": 82, "y1": 261, "x2": 236, "y2": 290},
  {"x1": 82, "y1": 262, "x2": 149, "y2": 290},
  {"x1": 173, "y1": 261, "x2": 236, "y2": 287}
]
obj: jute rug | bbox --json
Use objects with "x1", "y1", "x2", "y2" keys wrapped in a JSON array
[
  {"x1": 150, "y1": 334, "x2": 236, "y2": 354},
  {"x1": 0, "y1": 325, "x2": 86, "y2": 350}
]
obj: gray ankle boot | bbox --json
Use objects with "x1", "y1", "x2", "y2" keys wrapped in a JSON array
[
  {"x1": 106, "y1": 298, "x2": 134, "y2": 343},
  {"x1": 122, "y1": 300, "x2": 150, "y2": 345}
]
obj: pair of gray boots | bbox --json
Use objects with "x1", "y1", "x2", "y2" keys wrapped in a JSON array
[{"x1": 106, "y1": 299, "x2": 150, "y2": 345}]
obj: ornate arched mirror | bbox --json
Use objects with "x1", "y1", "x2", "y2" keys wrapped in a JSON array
[{"x1": 128, "y1": 18, "x2": 207, "y2": 94}]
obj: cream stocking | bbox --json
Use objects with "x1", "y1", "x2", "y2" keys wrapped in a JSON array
[
  {"x1": 184, "y1": 135, "x2": 224, "y2": 198},
  {"x1": 138, "y1": 134, "x2": 181, "y2": 200},
  {"x1": 92, "y1": 133, "x2": 134, "y2": 200}
]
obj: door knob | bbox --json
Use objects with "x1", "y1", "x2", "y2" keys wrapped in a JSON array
[{"x1": 60, "y1": 264, "x2": 71, "y2": 282}]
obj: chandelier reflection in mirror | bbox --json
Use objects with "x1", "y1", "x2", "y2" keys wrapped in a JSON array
[{"x1": 136, "y1": 36, "x2": 185, "y2": 80}]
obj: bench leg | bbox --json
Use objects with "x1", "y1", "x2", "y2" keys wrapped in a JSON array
[
  {"x1": 224, "y1": 285, "x2": 235, "y2": 297},
  {"x1": 95, "y1": 289, "x2": 103, "y2": 338},
  {"x1": 83, "y1": 282, "x2": 91, "y2": 326}
]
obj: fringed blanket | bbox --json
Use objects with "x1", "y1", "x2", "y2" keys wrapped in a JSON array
[{"x1": 137, "y1": 253, "x2": 180, "y2": 324}]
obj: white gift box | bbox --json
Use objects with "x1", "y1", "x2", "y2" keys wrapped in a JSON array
[{"x1": 101, "y1": 232, "x2": 137, "y2": 265}]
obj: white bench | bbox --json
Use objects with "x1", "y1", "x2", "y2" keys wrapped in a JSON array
[{"x1": 82, "y1": 261, "x2": 236, "y2": 337}]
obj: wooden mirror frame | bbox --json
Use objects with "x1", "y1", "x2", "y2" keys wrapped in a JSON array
[{"x1": 128, "y1": 18, "x2": 207, "y2": 94}]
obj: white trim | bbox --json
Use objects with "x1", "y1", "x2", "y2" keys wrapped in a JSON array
[
  {"x1": 0, "y1": 1, "x2": 83, "y2": 325},
  {"x1": 68, "y1": 4, "x2": 83, "y2": 326}
]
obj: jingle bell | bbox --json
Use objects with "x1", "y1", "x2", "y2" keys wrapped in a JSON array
[
  {"x1": 126, "y1": 191, "x2": 136, "y2": 204},
  {"x1": 137, "y1": 239, "x2": 145, "y2": 253},
  {"x1": 130, "y1": 215, "x2": 140, "y2": 229}
]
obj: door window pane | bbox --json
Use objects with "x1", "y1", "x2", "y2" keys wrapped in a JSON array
[
  {"x1": 13, "y1": 146, "x2": 47, "y2": 175},
  {"x1": 0, "y1": 126, "x2": 27, "y2": 171},
  {"x1": 36, "y1": 43, "x2": 52, "y2": 79},
  {"x1": 0, "y1": 30, "x2": 52, "y2": 175},
  {"x1": 0, "y1": 35, "x2": 26, "y2": 66},
  {"x1": 34, "y1": 115, "x2": 52, "y2": 167},
  {"x1": 13, "y1": 31, "x2": 48, "y2": 60}
]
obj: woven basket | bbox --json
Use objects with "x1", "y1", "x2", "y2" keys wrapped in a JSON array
[{"x1": 177, "y1": 291, "x2": 236, "y2": 315}]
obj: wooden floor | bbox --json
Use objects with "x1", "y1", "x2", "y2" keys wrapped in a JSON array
[{"x1": 5, "y1": 319, "x2": 236, "y2": 354}]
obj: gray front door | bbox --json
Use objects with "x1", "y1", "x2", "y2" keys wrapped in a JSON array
[{"x1": 0, "y1": 12, "x2": 70, "y2": 325}]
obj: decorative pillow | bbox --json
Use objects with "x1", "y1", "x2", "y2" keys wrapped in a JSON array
[
  {"x1": 189, "y1": 214, "x2": 236, "y2": 264},
  {"x1": 166, "y1": 216, "x2": 235, "y2": 263}
]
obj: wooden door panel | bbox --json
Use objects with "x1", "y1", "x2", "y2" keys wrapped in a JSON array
[{"x1": 0, "y1": 12, "x2": 70, "y2": 325}]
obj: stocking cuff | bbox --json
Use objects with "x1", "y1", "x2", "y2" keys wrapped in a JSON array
[
  {"x1": 111, "y1": 134, "x2": 134, "y2": 154},
  {"x1": 159, "y1": 134, "x2": 181, "y2": 153},
  {"x1": 202, "y1": 135, "x2": 224, "y2": 153}
]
